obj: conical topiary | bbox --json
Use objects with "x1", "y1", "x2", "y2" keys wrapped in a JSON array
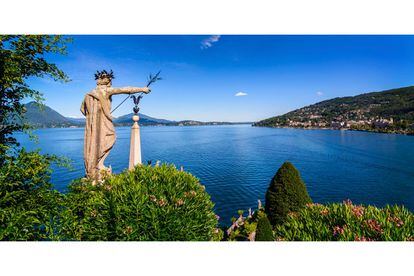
[
  {"x1": 255, "y1": 214, "x2": 274, "y2": 241},
  {"x1": 265, "y1": 161, "x2": 312, "y2": 226}
]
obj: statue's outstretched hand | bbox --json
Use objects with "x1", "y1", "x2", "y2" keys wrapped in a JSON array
[{"x1": 142, "y1": 87, "x2": 151, "y2": 94}]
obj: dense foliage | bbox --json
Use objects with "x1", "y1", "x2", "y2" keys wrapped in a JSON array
[
  {"x1": 226, "y1": 201, "x2": 414, "y2": 241},
  {"x1": 265, "y1": 162, "x2": 312, "y2": 225},
  {"x1": 0, "y1": 149, "x2": 63, "y2": 240},
  {"x1": 60, "y1": 164, "x2": 221, "y2": 241},
  {"x1": 254, "y1": 86, "x2": 414, "y2": 134},
  {"x1": 274, "y1": 201, "x2": 414, "y2": 241},
  {"x1": 255, "y1": 214, "x2": 274, "y2": 241},
  {"x1": 0, "y1": 35, "x2": 69, "y2": 161}
]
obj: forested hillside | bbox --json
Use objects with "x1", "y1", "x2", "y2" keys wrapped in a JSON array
[{"x1": 254, "y1": 86, "x2": 414, "y2": 134}]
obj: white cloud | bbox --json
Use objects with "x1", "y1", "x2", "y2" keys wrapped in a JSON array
[
  {"x1": 235, "y1": 92, "x2": 248, "y2": 97},
  {"x1": 316, "y1": 91, "x2": 323, "y2": 96},
  {"x1": 201, "y1": 35, "x2": 221, "y2": 49}
]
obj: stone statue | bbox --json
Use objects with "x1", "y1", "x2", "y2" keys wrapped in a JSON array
[{"x1": 80, "y1": 70, "x2": 150, "y2": 180}]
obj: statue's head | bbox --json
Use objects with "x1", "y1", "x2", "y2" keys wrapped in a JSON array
[{"x1": 95, "y1": 70, "x2": 115, "y2": 86}]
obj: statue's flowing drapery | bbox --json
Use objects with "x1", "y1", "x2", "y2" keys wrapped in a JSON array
[
  {"x1": 80, "y1": 90, "x2": 115, "y2": 179},
  {"x1": 80, "y1": 84, "x2": 149, "y2": 180}
]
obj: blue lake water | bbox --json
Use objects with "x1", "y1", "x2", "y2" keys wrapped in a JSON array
[{"x1": 17, "y1": 125, "x2": 414, "y2": 224}]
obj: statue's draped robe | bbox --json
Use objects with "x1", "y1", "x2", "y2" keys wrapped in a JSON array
[{"x1": 80, "y1": 89, "x2": 115, "y2": 179}]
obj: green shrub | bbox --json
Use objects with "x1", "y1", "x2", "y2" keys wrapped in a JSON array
[
  {"x1": 226, "y1": 210, "x2": 257, "y2": 241},
  {"x1": 255, "y1": 214, "x2": 274, "y2": 241},
  {"x1": 265, "y1": 162, "x2": 312, "y2": 225},
  {"x1": 0, "y1": 149, "x2": 63, "y2": 240},
  {"x1": 274, "y1": 201, "x2": 414, "y2": 241},
  {"x1": 60, "y1": 164, "x2": 220, "y2": 241}
]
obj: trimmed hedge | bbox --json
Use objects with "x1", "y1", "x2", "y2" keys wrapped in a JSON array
[
  {"x1": 59, "y1": 164, "x2": 221, "y2": 241},
  {"x1": 265, "y1": 162, "x2": 312, "y2": 225}
]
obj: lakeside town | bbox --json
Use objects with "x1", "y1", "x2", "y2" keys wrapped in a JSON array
[{"x1": 254, "y1": 86, "x2": 414, "y2": 135}]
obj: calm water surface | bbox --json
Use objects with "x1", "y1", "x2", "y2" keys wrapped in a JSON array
[{"x1": 17, "y1": 125, "x2": 414, "y2": 224}]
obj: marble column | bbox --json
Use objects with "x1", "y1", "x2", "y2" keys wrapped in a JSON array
[{"x1": 129, "y1": 114, "x2": 142, "y2": 169}]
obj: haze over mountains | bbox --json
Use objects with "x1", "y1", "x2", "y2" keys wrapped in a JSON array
[{"x1": 23, "y1": 102, "x2": 249, "y2": 128}]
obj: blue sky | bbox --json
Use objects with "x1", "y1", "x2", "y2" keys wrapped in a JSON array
[{"x1": 28, "y1": 35, "x2": 414, "y2": 122}]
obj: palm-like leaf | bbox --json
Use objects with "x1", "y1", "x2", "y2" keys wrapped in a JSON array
[{"x1": 146, "y1": 71, "x2": 162, "y2": 87}]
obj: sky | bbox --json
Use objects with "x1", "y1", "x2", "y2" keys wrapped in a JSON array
[{"x1": 28, "y1": 35, "x2": 414, "y2": 122}]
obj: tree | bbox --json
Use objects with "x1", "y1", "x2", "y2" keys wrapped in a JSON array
[
  {"x1": 255, "y1": 213, "x2": 274, "y2": 241},
  {"x1": 0, "y1": 35, "x2": 70, "y2": 162},
  {"x1": 265, "y1": 162, "x2": 312, "y2": 225},
  {"x1": 0, "y1": 35, "x2": 70, "y2": 240}
]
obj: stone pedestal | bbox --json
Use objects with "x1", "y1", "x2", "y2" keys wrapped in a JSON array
[{"x1": 129, "y1": 114, "x2": 142, "y2": 170}]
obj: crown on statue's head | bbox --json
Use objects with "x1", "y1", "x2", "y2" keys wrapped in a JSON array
[{"x1": 94, "y1": 69, "x2": 115, "y2": 81}]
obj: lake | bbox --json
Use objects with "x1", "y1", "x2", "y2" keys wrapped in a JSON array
[{"x1": 17, "y1": 125, "x2": 414, "y2": 224}]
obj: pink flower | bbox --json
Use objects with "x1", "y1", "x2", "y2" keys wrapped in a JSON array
[
  {"x1": 333, "y1": 226, "x2": 345, "y2": 236},
  {"x1": 184, "y1": 191, "x2": 196, "y2": 198},
  {"x1": 158, "y1": 198, "x2": 166, "y2": 207},
  {"x1": 387, "y1": 216, "x2": 404, "y2": 227},
  {"x1": 351, "y1": 205, "x2": 364, "y2": 218},
  {"x1": 215, "y1": 214, "x2": 220, "y2": 220},
  {"x1": 175, "y1": 199, "x2": 184, "y2": 207},
  {"x1": 365, "y1": 219, "x2": 383, "y2": 233}
]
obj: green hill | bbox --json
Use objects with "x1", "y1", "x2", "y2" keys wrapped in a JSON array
[
  {"x1": 254, "y1": 86, "x2": 414, "y2": 134},
  {"x1": 23, "y1": 102, "x2": 74, "y2": 128},
  {"x1": 114, "y1": 113, "x2": 176, "y2": 125},
  {"x1": 22, "y1": 102, "x2": 246, "y2": 128},
  {"x1": 22, "y1": 102, "x2": 174, "y2": 128}
]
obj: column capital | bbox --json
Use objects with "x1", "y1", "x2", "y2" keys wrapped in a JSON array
[{"x1": 132, "y1": 114, "x2": 140, "y2": 122}]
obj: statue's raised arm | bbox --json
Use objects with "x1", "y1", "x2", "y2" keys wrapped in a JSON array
[{"x1": 108, "y1": 86, "x2": 150, "y2": 96}]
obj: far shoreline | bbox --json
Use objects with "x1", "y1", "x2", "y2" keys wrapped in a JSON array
[
  {"x1": 252, "y1": 124, "x2": 414, "y2": 136},
  {"x1": 27, "y1": 122, "x2": 253, "y2": 130}
]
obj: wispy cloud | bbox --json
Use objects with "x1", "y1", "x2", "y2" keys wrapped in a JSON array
[
  {"x1": 235, "y1": 92, "x2": 248, "y2": 97},
  {"x1": 316, "y1": 91, "x2": 323, "y2": 96},
  {"x1": 201, "y1": 35, "x2": 221, "y2": 49}
]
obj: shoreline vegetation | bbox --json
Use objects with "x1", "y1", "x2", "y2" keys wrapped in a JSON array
[{"x1": 252, "y1": 124, "x2": 414, "y2": 135}]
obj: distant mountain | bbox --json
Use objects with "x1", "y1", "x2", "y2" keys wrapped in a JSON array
[
  {"x1": 22, "y1": 102, "x2": 246, "y2": 128},
  {"x1": 254, "y1": 86, "x2": 414, "y2": 134},
  {"x1": 23, "y1": 102, "x2": 75, "y2": 128},
  {"x1": 114, "y1": 113, "x2": 176, "y2": 125}
]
